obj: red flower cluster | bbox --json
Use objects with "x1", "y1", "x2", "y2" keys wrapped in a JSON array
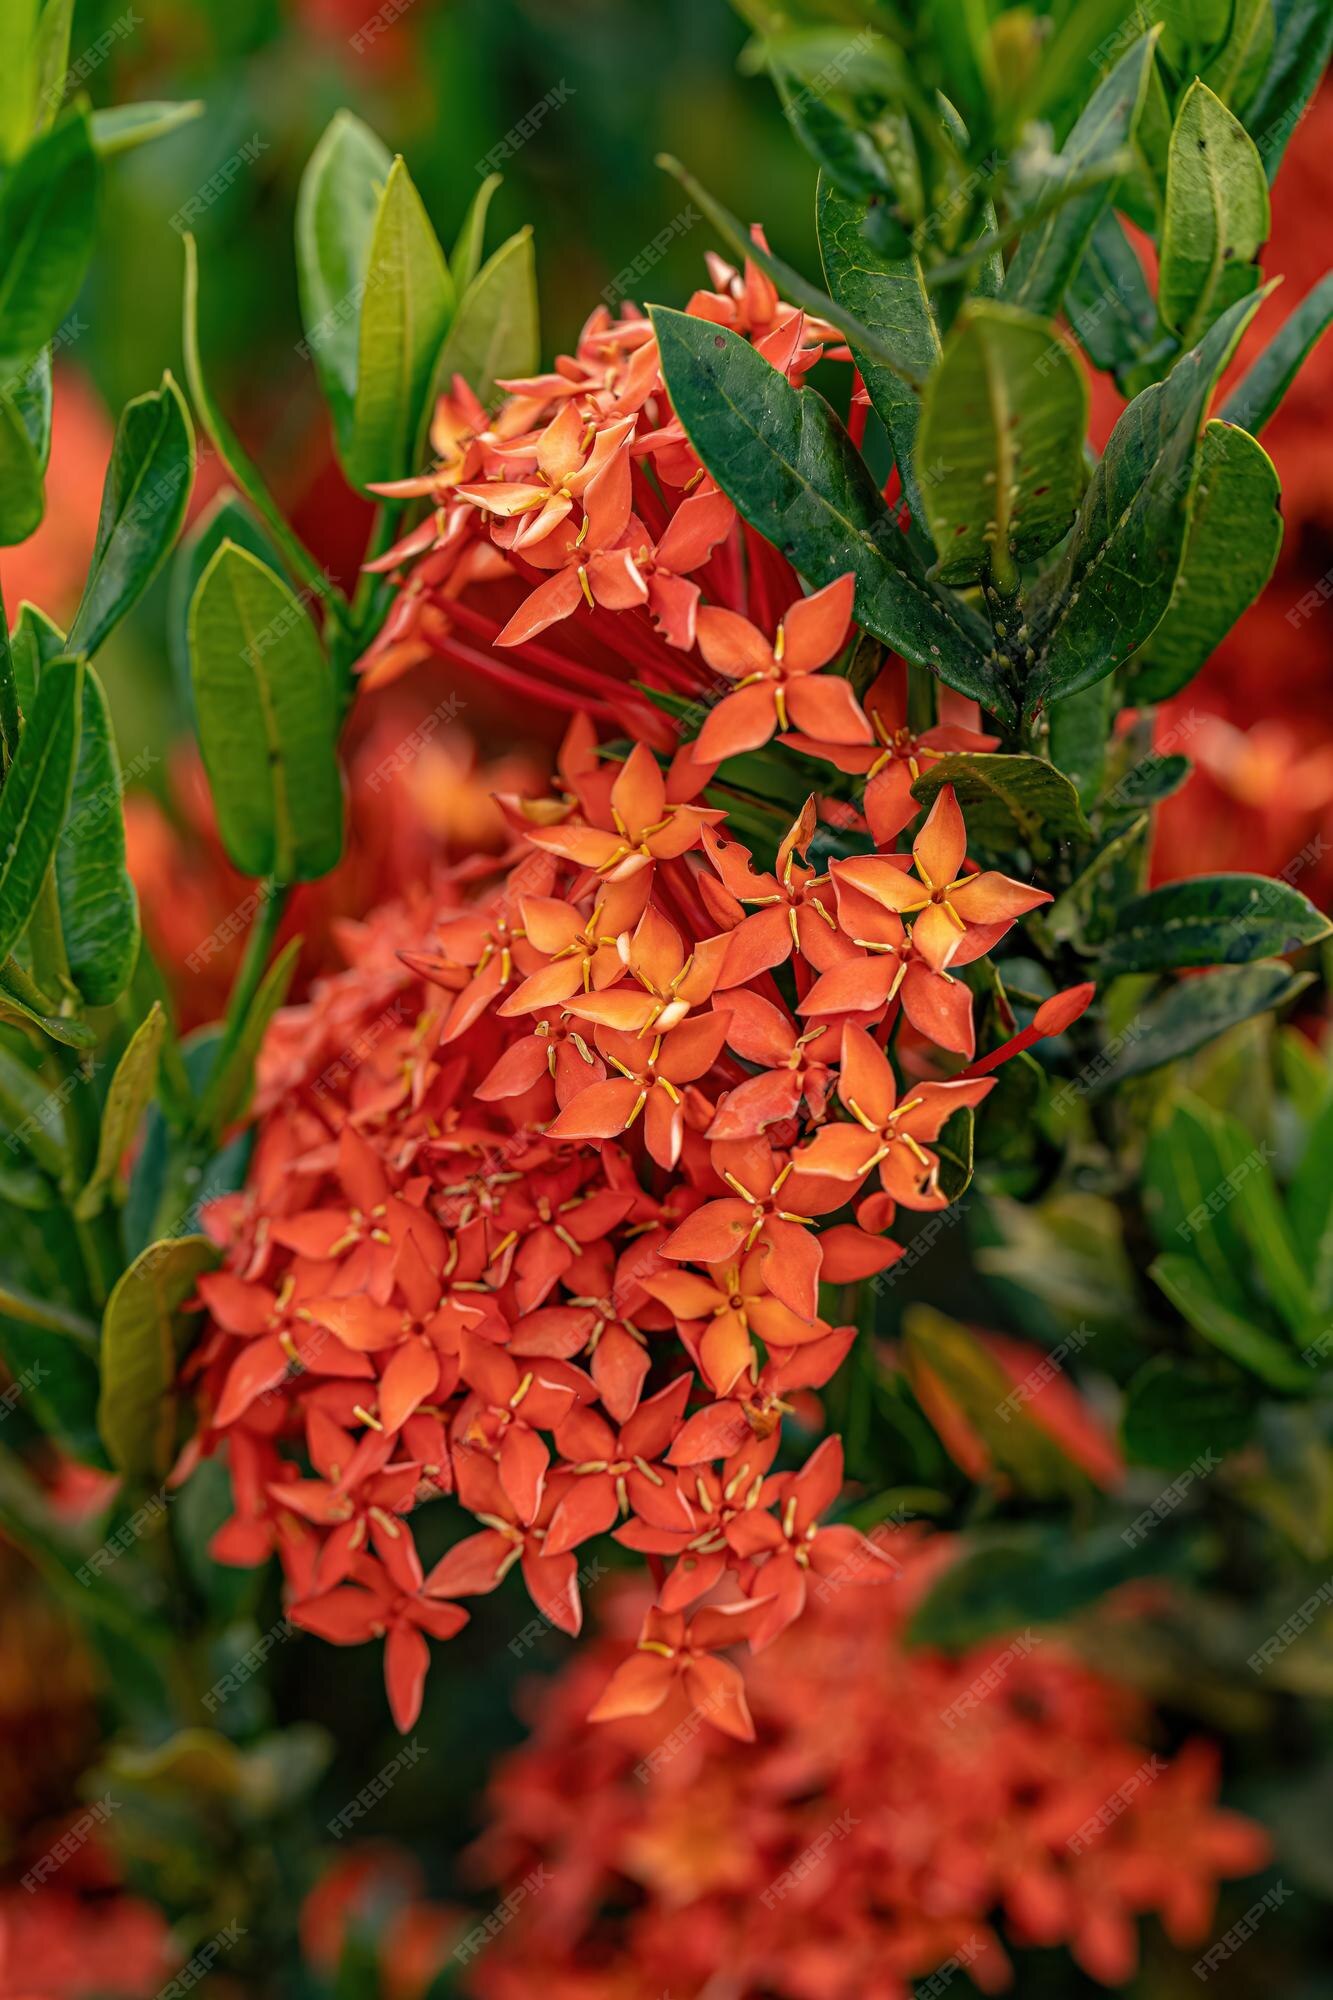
[
  {"x1": 463, "y1": 1544, "x2": 1270, "y2": 1999},
  {"x1": 186, "y1": 247, "x2": 1092, "y2": 1736}
]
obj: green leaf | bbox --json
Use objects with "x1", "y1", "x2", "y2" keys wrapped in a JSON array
[
  {"x1": 89, "y1": 101, "x2": 204, "y2": 158},
  {"x1": 1203, "y1": 0, "x2": 1277, "y2": 111},
  {"x1": 182, "y1": 234, "x2": 335, "y2": 608},
  {"x1": 1150, "y1": 1251, "x2": 1311, "y2": 1391},
  {"x1": 166, "y1": 488, "x2": 290, "y2": 713},
  {"x1": 450, "y1": 170, "x2": 501, "y2": 292},
  {"x1": 816, "y1": 175, "x2": 940, "y2": 559},
  {"x1": 75, "y1": 1004, "x2": 164, "y2": 1219},
  {"x1": 1048, "y1": 677, "x2": 1114, "y2": 807},
  {"x1": 1025, "y1": 287, "x2": 1268, "y2": 714},
  {"x1": 0, "y1": 1276, "x2": 96, "y2": 1344},
  {"x1": 98, "y1": 1235, "x2": 218, "y2": 1478},
  {"x1": 57, "y1": 662, "x2": 140, "y2": 1006},
  {"x1": 192, "y1": 937, "x2": 299, "y2": 1141},
  {"x1": 915, "y1": 300, "x2": 1087, "y2": 592},
  {"x1": 0, "y1": 0, "x2": 38, "y2": 160},
  {"x1": 11, "y1": 341, "x2": 52, "y2": 473},
  {"x1": 1289, "y1": 1093, "x2": 1333, "y2": 1322},
  {"x1": 650, "y1": 306, "x2": 1012, "y2": 721},
  {"x1": 189, "y1": 542, "x2": 343, "y2": 882},
  {"x1": 771, "y1": 61, "x2": 894, "y2": 204},
  {"x1": 910, "y1": 749, "x2": 1090, "y2": 857},
  {"x1": 1159, "y1": 0, "x2": 1231, "y2": 70},
  {"x1": 0, "y1": 1039, "x2": 69, "y2": 1175},
  {"x1": 1159, "y1": 80, "x2": 1270, "y2": 348},
  {"x1": 1221, "y1": 269, "x2": 1333, "y2": 435},
  {"x1": 1143, "y1": 1096, "x2": 1256, "y2": 1306},
  {"x1": 67, "y1": 373, "x2": 195, "y2": 659},
  {"x1": 1091, "y1": 962, "x2": 1309, "y2": 1088},
  {"x1": 907, "y1": 1519, "x2": 1186, "y2": 1651},
  {"x1": 0, "y1": 391, "x2": 43, "y2": 544},
  {"x1": 903, "y1": 1305, "x2": 1091, "y2": 1498},
  {"x1": 0, "y1": 107, "x2": 96, "y2": 380},
  {"x1": 295, "y1": 109, "x2": 393, "y2": 463},
  {"x1": 1210, "y1": 1103, "x2": 1312, "y2": 1335},
  {"x1": 348, "y1": 156, "x2": 455, "y2": 489},
  {"x1": 0, "y1": 655, "x2": 81, "y2": 966},
  {"x1": 0, "y1": 968, "x2": 93, "y2": 1047},
  {"x1": 1246, "y1": 0, "x2": 1333, "y2": 181},
  {"x1": 1127, "y1": 420, "x2": 1282, "y2": 703},
  {"x1": 424, "y1": 225, "x2": 538, "y2": 417},
  {"x1": 1002, "y1": 31, "x2": 1157, "y2": 320},
  {"x1": 0, "y1": 575, "x2": 19, "y2": 762},
  {"x1": 31, "y1": 0, "x2": 74, "y2": 138},
  {"x1": 1122, "y1": 1356, "x2": 1257, "y2": 1470},
  {"x1": 1101, "y1": 873, "x2": 1330, "y2": 975}
]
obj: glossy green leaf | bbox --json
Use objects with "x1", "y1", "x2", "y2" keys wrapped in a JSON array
[
  {"x1": 1128, "y1": 420, "x2": 1282, "y2": 702},
  {"x1": 0, "y1": 107, "x2": 96, "y2": 380},
  {"x1": 192, "y1": 937, "x2": 299, "y2": 1142},
  {"x1": 816, "y1": 176, "x2": 940, "y2": 557},
  {"x1": 1025, "y1": 288, "x2": 1267, "y2": 714},
  {"x1": 1122, "y1": 1356, "x2": 1256, "y2": 1470},
  {"x1": 189, "y1": 541, "x2": 343, "y2": 882},
  {"x1": 89, "y1": 101, "x2": 204, "y2": 158},
  {"x1": 450, "y1": 170, "x2": 501, "y2": 292},
  {"x1": 903, "y1": 1306, "x2": 1091, "y2": 1498},
  {"x1": 1159, "y1": 81, "x2": 1270, "y2": 347},
  {"x1": 75, "y1": 1004, "x2": 164, "y2": 1219},
  {"x1": 1090, "y1": 962, "x2": 1309, "y2": 1089},
  {"x1": 915, "y1": 300, "x2": 1087, "y2": 591},
  {"x1": 98, "y1": 1235, "x2": 218, "y2": 1478},
  {"x1": 67, "y1": 373, "x2": 195, "y2": 659},
  {"x1": 1150, "y1": 1252, "x2": 1311, "y2": 1391},
  {"x1": 295, "y1": 109, "x2": 393, "y2": 461},
  {"x1": 57, "y1": 662, "x2": 140, "y2": 1006},
  {"x1": 1246, "y1": 0, "x2": 1333, "y2": 180},
  {"x1": 772, "y1": 62, "x2": 894, "y2": 203},
  {"x1": 1003, "y1": 31, "x2": 1157, "y2": 319},
  {"x1": 424, "y1": 226, "x2": 538, "y2": 419},
  {"x1": 1101, "y1": 873, "x2": 1330, "y2": 975},
  {"x1": 348, "y1": 156, "x2": 454, "y2": 489},
  {"x1": 0, "y1": 656, "x2": 81, "y2": 966},
  {"x1": 0, "y1": 392, "x2": 43, "y2": 544},
  {"x1": 650, "y1": 306, "x2": 1012, "y2": 721},
  {"x1": 1221, "y1": 269, "x2": 1333, "y2": 434},
  {"x1": 910, "y1": 749, "x2": 1090, "y2": 857}
]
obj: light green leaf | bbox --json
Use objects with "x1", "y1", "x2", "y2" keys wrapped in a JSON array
[
  {"x1": 0, "y1": 0, "x2": 38, "y2": 160},
  {"x1": 189, "y1": 541, "x2": 343, "y2": 883},
  {"x1": 1025, "y1": 287, "x2": 1268, "y2": 714},
  {"x1": 348, "y1": 156, "x2": 455, "y2": 489},
  {"x1": 1003, "y1": 31, "x2": 1157, "y2": 319},
  {"x1": 295, "y1": 109, "x2": 393, "y2": 462},
  {"x1": 1150, "y1": 1251, "x2": 1311, "y2": 1391},
  {"x1": 0, "y1": 391, "x2": 44, "y2": 544},
  {"x1": 650, "y1": 305, "x2": 1012, "y2": 721},
  {"x1": 0, "y1": 656, "x2": 81, "y2": 966},
  {"x1": 0, "y1": 107, "x2": 96, "y2": 380},
  {"x1": 1159, "y1": 80, "x2": 1270, "y2": 347},
  {"x1": 31, "y1": 0, "x2": 74, "y2": 138},
  {"x1": 57, "y1": 663, "x2": 140, "y2": 1006},
  {"x1": 166, "y1": 487, "x2": 290, "y2": 713},
  {"x1": 424, "y1": 225, "x2": 537, "y2": 420},
  {"x1": 910, "y1": 749, "x2": 1090, "y2": 857},
  {"x1": 1221, "y1": 269, "x2": 1333, "y2": 434},
  {"x1": 915, "y1": 299, "x2": 1087, "y2": 592},
  {"x1": 1128, "y1": 420, "x2": 1282, "y2": 702},
  {"x1": 98, "y1": 1235, "x2": 218, "y2": 1478},
  {"x1": 67, "y1": 373, "x2": 195, "y2": 659},
  {"x1": 89, "y1": 101, "x2": 204, "y2": 158},
  {"x1": 75, "y1": 1004, "x2": 164, "y2": 1219},
  {"x1": 450, "y1": 171, "x2": 501, "y2": 292}
]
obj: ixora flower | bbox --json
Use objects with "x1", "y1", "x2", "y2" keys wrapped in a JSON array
[
  {"x1": 181, "y1": 244, "x2": 1092, "y2": 1738},
  {"x1": 461, "y1": 1544, "x2": 1270, "y2": 2000}
]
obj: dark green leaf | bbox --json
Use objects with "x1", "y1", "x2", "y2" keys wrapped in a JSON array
[
  {"x1": 0, "y1": 390, "x2": 44, "y2": 544},
  {"x1": 1025, "y1": 288, "x2": 1268, "y2": 714},
  {"x1": 650, "y1": 306, "x2": 1012, "y2": 720},
  {"x1": 56, "y1": 662, "x2": 140, "y2": 1006},
  {"x1": 98, "y1": 1235, "x2": 218, "y2": 1478},
  {"x1": 1159, "y1": 80, "x2": 1270, "y2": 347},
  {"x1": 1090, "y1": 962, "x2": 1309, "y2": 1088},
  {"x1": 1048, "y1": 677, "x2": 1114, "y2": 807},
  {"x1": 1221, "y1": 269, "x2": 1333, "y2": 434},
  {"x1": 1143, "y1": 1096, "x2": 1260, "y2": 1308},
  {"x1": 915, "y1": 300, "x2": 1087, "y2": 591},
  {"x1": 1246, "y1": 0, "x2": 1333, "y2": 180},
  {"x1": 75, "y1": 1003, "x2": 164, "y2": 1219},
  {"x1": 1101, "y1": 873, "x2": 1330, "y2": 974},
  {"x1": 0, "y1": 107, "x2": 96, "y2": 380},
  {"x1": 67, "y1": 373, "x2": 195, "y2": 658},
  {"x1": 1289, "y1": 1093, "x2": 1333, "y2": 1323},
  {"x1": 189, "y1": 541, "x2": 343, "y2": 882},
  {"x1": 0, "y1": 656, "x2": 81, "y2": 966},
  {"x1": 348, "y1": 156, "x2": 455, "y2": 488},
  {"x1": 1128, "y1": 420, "x2": 1282, "y2": 702},
  {"x1": 1203, "y1": 0, "x2": 1277, "y2": 111},
  {"x1": 1065, "y1": 212, "x2": 1159, "y2": 378},
  {"x1": 911, "y1": 749, "x2": 1090, "y2": 856},
  {"x1": 11, "y1": 342, "x2": 52, "y2": 473},
  {"x1": 1003, "y1": 31, "x2": 1157, "y2": 319},
  {"x1": 295, "y1": 109, "x2": 393, "y2": 462},
  {"x1": 1122, "y1": 1356, "x2": 1256, "y2": 1469}
]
